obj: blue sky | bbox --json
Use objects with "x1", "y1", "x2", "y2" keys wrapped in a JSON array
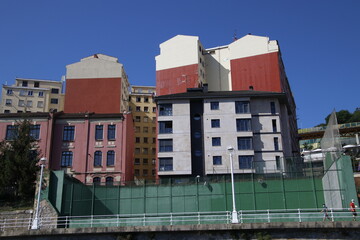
[{"x1": 0, "y1": 0, "x2": 359, "y2": 128}]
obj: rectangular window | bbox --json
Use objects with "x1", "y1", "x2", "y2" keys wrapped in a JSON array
[
  {"x1": 237, "y1": 137, "x2": 253, "y2": 150},
  {"x1": 159, "y1": 139, "x2": 173, "y2": 152},
  {"x1": 135, "y1": 148, "x2": 140, "y2": 154},
  {"x1": 143, "y1": 127, "x2": 148, "y2": 133},
  {"x1": 136, "y1": 106, "x2": 141, "y2": 112},
  {"x1": 37, "y1": 101, "x2": 44, "y2": 108},
  {"x1": 6, "y1": 125, "x2": 18, "y2": 140},
  {"x1": 108, "y1": 125, "x2": 116, "y2": 140},
  {"x1": 28, "y1": 91, "x2": 33, "y2": 96},
  {"x1": 18, "y1": 100, "x2": 25, "y2": 107},
  {"x1": 211, "y1": 119, "x2": 220, "y2": 128},
  {"x1": 136, "y1": 97, "x2": 141, "y2": 102},
  {"x1": 143, "y1": 158, "x2": 148, "y2": 165},
  {"x1": 19, "y1": 90, "x2": 26, "y2": 96},
  {"x1": 134, "y1": 158, "x2": 140, "y2": 165},
  {"x1": 276, "y1": 156, "x2": 281, "y2": 170},
  {"x1": 34, "y1": 82, "x2": 40, "y2": 88},
  {"x1": 143, "y1": 137, "x2": 148, "y2": 143},
  {"x1": 143, "y1": 169, "x2": 148, "y2": 176},
  {"x1": 159, "y1": 104, "x2": 172, "y2": 116},
  {"x1": 144, "y1": 97, "x2": 149, "y2": 102},
  {"x1": 239, "y1": 156, "x2": 253, "y2": 169},
  {"x1": 210, "y1": 102, "x2": 219, "y2": 110},
  {"x1": 134, "y1": 169, "x2": 140, "y2": 176},
  {"x1": 270, "y1": 102, "x2": 276, "y2": 115},
  {"x1": 152, "y1": 107, "x2": 156, "y2": 113},
  {"x1": 95, "y1": 125, "x2": 103, "y2": 140},
  {"x1": 143, "y1": 116, "x2": 149, "y2": 122},
  {"x1": 272, "y1": 119, "x2": 277, "y2": 132},
  {"x1": 135, "y1": 126, "x2": 140, "y2": 133},
  {"x1": 135, "y1": 116, "x2": 141, "y2": 122},
  {"x1": 51, "y1": 98, "x2": 58, "y2": 104},
  {"x1": 236, "y1": 119, "x2": 252, "y2": 131},
  {"x1": 159, "y1": 157, "x2": 173, "y2": 171},
  {"x1": 61, "y1": 151, "x2": 73, "y2": 167},
  {"x1": 152, "y1": 169, "x2": 156, "y2": 176},
  {"x1": 94, "y1": 151, "x2": 102, "y2": 166},
  {"x1": 274, "y1": 137, "x2": 279, "y2": 151},
  {"x1": 6, "y1": 89, "x2": 13, "y2": 95},
  {"x1": 135, "y1": 137, "x2": 140, "y2": 143},
  {"x1": 143, "y1": 148, "x2": 148, "y2": 154},
  {"x1": 106, "y1": 150, "x2": 115, "y2": 166},
  {"x1": 235, "y1": 101, "x2": 250, "y2": 114},
  {"x1": 144, "y1": 107, "x2": 149, "y2": 112},
  {"x1": 26, "y1": 100, "x2": 32, "y2": 107},
  {"x1": 22, "y1": 81, "x2": 28, "y2": 87},
  {"x1": 152, "y1": 127, "x2": 156, "y2": 133},
  {"x1": 30, "y1": 125, "x2": 40, "y2": 140},
  {"x1": 213, "y1": 156, "x2": 222, "y2": 165},
  {"x1": 51, "y1": 88, "x2": 59, "y2": 94},
  {"x1": 159, "y1": 121, "x2": 173, "y2": 134},
  {"x1": 151, "y1": 148, "x2": 156, "y2": 155},
  {"x1": 5, "y1": 99, "x2": 12, "y2": 106},
  {"x1": 212, "y1": 137, "x2": 221, "y2": 146},
  {"x1": 152, "y1": 158, "x2": 156, "y2": 165},
  {"x1": 38, "y1": 92, "x2": 44, "y2": 97},
  {"x1": 152, "y1": 117, "x2": 156, "y2": 123},
  {"x1": 152, "y1": 138, "x2": 156, "y2": 144},
  {"x1": 63, "y1": 126, "x2": 75, "y2": 141}
]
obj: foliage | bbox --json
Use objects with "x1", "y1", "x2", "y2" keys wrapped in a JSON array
[
  {"x1": 319, "y1": 108, "x2": 360, "y2": 126},
  {"x1": 0, "y1": 119, "x2": 40, "y2": 202}
]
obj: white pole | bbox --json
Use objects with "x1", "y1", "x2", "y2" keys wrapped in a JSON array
[
  {"x1": 31, "y1": 158, "x2": 46, "y2": 229},
  {"x1": 228, "y1": 146, "x2": 239, "y2": 223}
]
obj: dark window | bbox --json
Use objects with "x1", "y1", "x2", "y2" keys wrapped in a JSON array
[
  {"x1": 213, "y1": 156, "x2": 222, "y2": 165},
  {"x1": 152, "y1": 107, "x2": 156, "y2": 113},
  {"x1": 276, "y1": 156, "x2": 281, "y2": 170},
  {"x1": 159, "y1": 104, "x2": 172, "y2": 116},
  {"x1": 144, "y1": 137, "x2": 148, "y2": 143},
  {"x1": 136, "y1": 97, "x2": 141, "y2": 102},
  {"x1": 63, "y1": 126, "x2": 75, "y2": 141},
  {"x1": 235, "y1": 101, "x2": 250, "y2": 114},
  {"x1": 94, "y1": 151, "x2": 102, "y2": 166},
  {"x1": 135, "y1": 137, "x2": 140, "y2": 143},
  {"x1": 144, "y1": 97, "x2": 149, "y2": 102},
  {"x1": 105, "y1": 177, "x2": 113, "y2": 186},
  {"x1": 272, "y1": 119, "x2": 277, "y2": 132},
  {"x1": 136, "y1": 106, "x2": 141, "y2": 112},
  {"x1": 135, "y1": 148, "x2": 140, "y2": 154},
  {"x1": 239, "y1": 156, "x2": 253, "y2": 169},
  {"x1": 144, "y1": 107, "x2": 149, "y2": 112},
  {"x1": 210, "y1": 102, "x2": 219, "y2": 110},
  {"x1": 135, "y1": 116, "x2": 141, "y2": 122},
  {"x1": 28, "y1": 91, "x2": 33, "y2": 96},
  {"x1": 61, "y1": 151, "x2": 73, "y2": 167},
  {"x1": 236, "y1": 119, "x2": 252, "y2": 131},
  {"x1": 143, "y1": 169, "x2": 148, "y2": 176},
  {"x1": 270, "y1": 102, "x2": 276, "y2": 115},
  {"x1": 134, "y1": 158, "x2": 140, "y2": 165},
  {"x1": 30, "y1": 125, "x2": 40, "y2": 140},
  {"x1": 211, "y1": 119, "x2": 220, "y2": 128},
  {"x1": 51, "y1": 88, "x2": 59, "y2": 94},
  {"x1": 4, "y1": 110, "x2": 10, "y2": 113},
  {"x1": 143, "y1": 158, "x2": 148, "y2": 165},
  {"x1": 22, "y1": 81, "x2": 28, "y2": 87},
  {"x1": 93, "y1": 177, "x2": 101, "y2": 185},
  {"x1": 34, "y1": 82, "x2": 40, "y2": 88},
  {"x1": 159, "y1": 139, "x2": 173, "y2": 152},
  {"x1": 159, "y1": 157, "x2": 173, "y2": 171},
  {"x1": 108, "y1": 125, "x2": 116, "y2": 140},
  {"x1": 237, "y1": 137, "x2": 253, "y2": 150},
  {"x1": 274, "y1": 137, "x2": 279, "y2": 151},
  {"x1": 6, "y1": 125, "x2": 18, "y2": 140},
  {"x1": 107, "y1": 150, "x2": 115, "y2": 166},
  {"x1": 212, "y1": 137, "x2": 221, "y2": 146},
  {"x1": 134, "y1": 169, "x2": 140, "y2": 176},
  {"x1": 159, "y1": 121, "x2": 173, "y2": 134},
  {"x1": 38, "y1": 92, "x2": 44, "y2": 97},
  {"x1": 95, "y1": 125, "x2": 103, "y2": 140},
  {"x1": 6, "y1": 89, "x2": 13, "y2": 95},
  {"x1": 50, "y1": 98, "x2": 58, "y2": 104}
]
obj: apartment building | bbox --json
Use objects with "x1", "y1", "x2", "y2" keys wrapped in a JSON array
[
  {"x1": 129, "y1": 86, "x2": 157, "y2": 181},
  {"x1": 1, "y1": 78, "x2": 64, "y2": 113},
  {"x1": 156, "y1": 87, "x2": 301, "y2": 178},
  {"x1": 64, "y1": 54, "x2": 130, "y2": 114}
]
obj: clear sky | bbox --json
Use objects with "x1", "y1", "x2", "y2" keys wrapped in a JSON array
[{"x1": 0, "y1": 0, "x2": 359, "y2": 129}]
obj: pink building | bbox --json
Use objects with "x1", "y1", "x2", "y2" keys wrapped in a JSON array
[{"x1": 0, "y1": 112, "x2": 134, "y2": 185}]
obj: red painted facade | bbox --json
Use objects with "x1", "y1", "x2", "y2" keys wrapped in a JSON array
[
  {"x1": 156, "y1": 64, "x2": 199, "y2": 96},
  {"x1": 64, "y1": 78, "x2": 122, "y2": 113},
  {"x1": 230, "y1": 52, "x2": 282, "y2": 92}
]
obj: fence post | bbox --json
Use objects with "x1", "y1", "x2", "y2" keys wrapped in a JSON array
[
  {"x1": 143, "y1": 213, "x2": 146, "y2": 226},
  {"x1": 267, "y1": 209, "x2": 270, "y2": 223},
  {"x1": 330, "y1": 208, "x2": 334, "y2": 222},
  {"x1": 170, "y1": 212, "x2": 173, "y2": 226},
  {"x1": 90, "y1": 215, "x2": 93, "y2": 227},
  {"x1": 117, "y1": 214, "x2": 120, "y2": 227},
  {"x1": 240, "y1": 210, "x2": 243, "y2": 223},
  {"x1": 198, "y1": 212, "x2": 200, "y2": 225},
  {"x1": 298, "y1": 209, "x2": 302, "y2": 222},
  {"x1": 65, "y1": 216, "x2": 68, "y2": 228}
]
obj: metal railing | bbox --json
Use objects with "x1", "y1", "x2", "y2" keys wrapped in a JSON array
[{"x1": 1, "y1": 208, "x2": 358, "y2": 231}]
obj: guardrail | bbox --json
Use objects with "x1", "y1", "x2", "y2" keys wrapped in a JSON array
[{"x1": 0, "y1": 208, "x2": 358, "y2": 230}]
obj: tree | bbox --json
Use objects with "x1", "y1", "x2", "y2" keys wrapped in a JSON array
[{"x1": 0, "y1": 119, "x2": 40, "y2": 202}]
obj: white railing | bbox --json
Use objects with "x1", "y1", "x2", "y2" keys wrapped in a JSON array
[{"x1": 0, "y1": 208, "x2": 358, "y2": 230}]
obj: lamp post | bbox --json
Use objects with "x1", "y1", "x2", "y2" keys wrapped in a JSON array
[
  {"x1": 227, "y1": 146, "x2": 239, "y2": 223},
  {"x1": 31, "y1": 157, "x2": 47, "y2": 230}
]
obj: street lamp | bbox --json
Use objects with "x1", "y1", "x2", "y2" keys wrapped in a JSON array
[
  {"x1": 227, "y1": 146, "x2": 239, "y2": 223},
  {"x1": 31, "y1": 157, "x2": 47, "y2": 230}
]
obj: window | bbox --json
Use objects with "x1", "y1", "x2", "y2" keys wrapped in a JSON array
[
  {"x1": 95, "y1": 125, "x2": 103, "y2": 140},
  {"x1": 152, "y1": 127, "x2": 156, "y2": 133},
  {"x1": 159, "y1": 104, "x2": 172, "y2": 116},
  {"x1": 22, "y1": 81, "x2": 28, "y2": 87},
  {"x1": 239, "y1": 156, "x2": 253, "y2": 169},
  {"x1": 136, "y1": 97, "x2": 141, "y2": 102},
  {"x1": 51, "y1": 88, "x2": 59, "y2": 94},
  {"x1": 143, "y1": 127, "x2": 148, "y2": 133},
  {"x1": 6, "y1": 89, "x2": 13, "y2": 95},
  {"x1": 159, "y1": 121, "x2": 172, "y2": 134},
  {"x1": 143, "y1": 169, "x2": 148, "y2": 176},
  {"x1": 134, "y1": 158, "x2": 140, "y2": 165},
  {"x1": 94, "y1": 151, "x2": 102, "y2": 166},
  {"x1": 272, "y1": 119, "x2": 277, "y2": 132},
  {"x1": 105, "y1": 177, "x2": 113, "y2": 186},
  {"x1": 108, "y1": 125, "x2": 116, "y2": 140},
  {"x1": 143, "y1": 137, "x2": 148, "y2": 143},
  {"x1": 152, "y1": 117, "x2": 156, "y2": 123},
  {"x1": 19, "y1": 90, "x2": 26, "y2": 96},
  {"x1": 18, "y1": 100, "x2": 25, "y2": 107},
  {"x1": 144, "y1": 97, "x2": 149, "y2": 102},
  {"x1": 144, "y1": 107, "x2": 149, "y2": 112},
  {"x1": 152, "y1": 138, "x2": 156, "y2": 144},
  {"x1": 5, "y1": 99, "x2": 12, "y2": 106},
  {"x1": 135, "y1": 127, "x2": 140, "y2": 133},
  {"x1": 143, "y1": 116, "x2": 149, "y2": 122},
  {"x1": 28, "y1": 91, "x2": 33, "y2": 96},
  {"x1": 159, "y1": 157, "x2": 173, "y2": 171},
  {"x1": 143, "y1": 148, "x2": 148, "y2": 154},
  {"x1": 6, "y1": 125, "x2": 18, "y2": 140},
  {"x1": 30, "y1": 125, "x2": 40, "y2": 140},
  {"x1": 152, "y1": 169, "x2": 156, "y2": 176},
  {"x1": 38, "y1": 92, "x2": 44, "y2": 97},
  {"x1": 211, "y1": 119, "x2": 220, "y2": 128},
  {"x1": 4, "y1": 110, "x2": 10, "y2": 113},
  {"x1": 107, "y1": 150, "x2": 115, "y2": 166},
  {"x1": 34, "y1": 82, "x2": 40, "y2": 88},
  {"x1": 237, "y1": 137, "x2": 253, "y2": 150},
  {"x1": 235, "y1": 101, "x2": 250, "y2": 114},
  {"x1": 159, "y1": 139, "x2": 173, "y2": 152},
  {"x1": 143, "y1": 158, "x2": 148, "y2": 165},
  {"x1": 61, "y1": 151, "x2": 73, "y2": 167},
  {"x1": 63, "y1": 126, "x2": 75, "y2": 141},
  {"x1": 152, "y1": 107, "x2": 156, "y2": 113},
  {"x1": 135, "y1": 148, "x2": 140, "y2": 154},
  {"x1": 212, "y1": 137, "x2": 221, "y2": 146},
  {"x1": 236, "y1": 119, "x2": 252, "y2": 131},
  {"x1": 37, "y1": 101, "x2": 44, "y2": 108},
  {"x1": 136, "y1": 106, "x2": 141, "y2": 112},
  {"x1": 134, "y1": 169, "x2": 140, "y2": 176},
  {"x1": 135, "y1": 137, "x2": 140, "y2": 143},
  {"x1": 152, "y1": 158, "x2": 156, "y2": 165},
  {"x1": 276, "y1": 156, "x2": 281, "y2": 170},
  {"x1": 274, "y1": 137, "x2": 279, "y2": 151},
  {"x1": 26, "y1": 100, "x2": 32, "y2": 107},
  {"x1": 51, "y1": 98, "x2": 58, "y2": 104},
  {"x1": 270, "y1": 102, "x2": 276, "y2": 115},
  {"x1": 93, "y1": 177, "x2": 101, "y2": 185},
  {"x1": 213, "y1": 156, "x2": 222, "y2": 165},
  {"x1": 210, "y1": 102, "x2": 219, "y2": 110}
]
